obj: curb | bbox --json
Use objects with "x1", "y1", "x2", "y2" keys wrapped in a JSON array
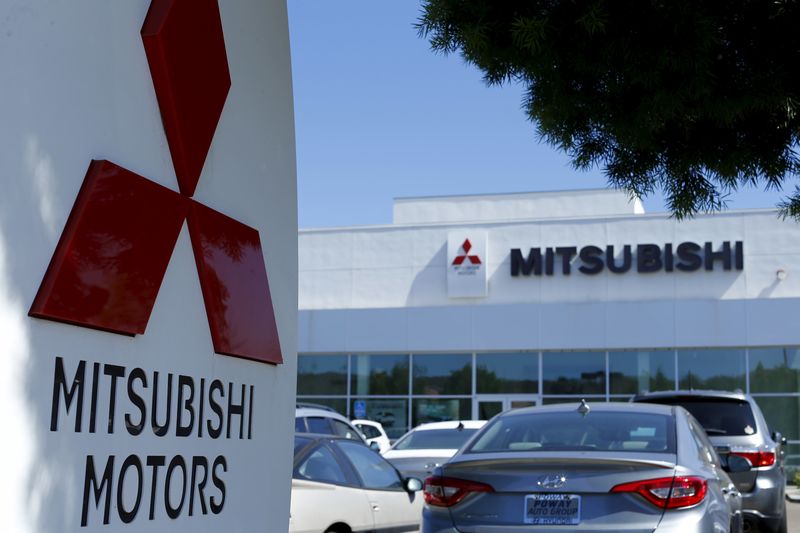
[{"x1": 786, "y1": 488, "x2": 800, "y2": 503}]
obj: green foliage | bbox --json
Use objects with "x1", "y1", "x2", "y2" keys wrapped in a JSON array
[
  {"x1": 794, "y1": 468, "x2": 800, "y2": 487},
  {"x1": 417, "y1": 0, "x2": 800, "y2": 219}
]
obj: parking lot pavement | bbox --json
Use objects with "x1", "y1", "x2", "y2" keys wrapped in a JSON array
[{"x1": 788, "y1": 498, "x2": 799, "y2": 533}]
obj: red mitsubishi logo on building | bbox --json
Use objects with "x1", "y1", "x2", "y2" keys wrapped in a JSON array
[
  {"x1": 29, "y1": 0, "x2": 282, "y2": 365},
  {"x1": 452, "y1": 239, "x2": 482, "y2": 266}
]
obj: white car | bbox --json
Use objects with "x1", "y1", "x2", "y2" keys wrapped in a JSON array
[
  {"x1": 352, "y1": 419, "x2": 392, "y2": 453},
  {"x1": 295, "y1": 406, "x2": 367, "y2": 444},
  {"x1": 290, "y1": 435, "x2": 424, "y2": 533},
  {"x1": 383, "y1": 420, "x2": 486, "y2": 480}
]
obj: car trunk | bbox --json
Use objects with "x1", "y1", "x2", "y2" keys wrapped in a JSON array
[{"x1": 441, "y1": 452, "x2": 676, "y2": 532}]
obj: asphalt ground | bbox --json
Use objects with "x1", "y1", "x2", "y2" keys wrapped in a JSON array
[{"x1": 787, "y1": 499, "x2": 799, "y2": 533}]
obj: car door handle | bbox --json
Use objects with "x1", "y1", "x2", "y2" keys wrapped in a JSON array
[{"x1": 371, "y1": 502, "x2": 380, "y2": 511}]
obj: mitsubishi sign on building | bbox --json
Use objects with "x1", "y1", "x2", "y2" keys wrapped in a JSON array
[
  {"x1": 297, "y1": 190, "x2": 800, "y2": 452},
  {"x1": 1, "y1": 1, "x2": 297, "y2": 532}
]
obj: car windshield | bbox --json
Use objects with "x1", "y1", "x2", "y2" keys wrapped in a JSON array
[
  {"x1": 393, "y1": 428, "x2": 480, "y2": 450},
  {"x1": 467, "y1": 411, "x2": 676, "y2": 453},
  {"x1": 644, "y1": 398, "x2": 757, "y2": 436}
]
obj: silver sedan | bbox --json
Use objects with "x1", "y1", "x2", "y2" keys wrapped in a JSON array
[{"x1": 422, "y1": 402, "x2": 750, "y2": 533}]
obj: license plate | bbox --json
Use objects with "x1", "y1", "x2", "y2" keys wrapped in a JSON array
[{"x1": 524, "y1": 494, "x2": 581, "y2": 525}]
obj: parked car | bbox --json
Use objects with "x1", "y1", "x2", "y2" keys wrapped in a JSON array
[
  {"x1": 633, "y1": 390, "x2": 787, "y2": 533},
  {"x1": 353, "y1": 419, "x2": 392, "y2": 453},
  {"x1": 290, "y1": 434, "x2": 423, "y2": 533},
  {"x1": 295, "y1": 406, "x2": 367, "y2": 444},
  {"x1": 422, "y1": 402, "x2": 749, "y2": 533},
  {"x1": 384, "y1": 420, "x2": 486, "y2": 480}
]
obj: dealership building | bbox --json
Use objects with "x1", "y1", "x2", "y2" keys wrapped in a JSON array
[{"x1": 297, "y1": 189, "x2": 800, "y2": 452}]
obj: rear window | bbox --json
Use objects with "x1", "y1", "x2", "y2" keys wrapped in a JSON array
[
  {"x1": 393, "y1": 428, "x2": 480, "y2": 450},
  {"x1": 306, "y1": 416, "x2": 334, "y2": 434},
  {"x1": 468, "y1": 411, "x2": 676, "y2": 454},
  {"x1": 642, "y1": 398, "x2": 757, "y2": 436}
]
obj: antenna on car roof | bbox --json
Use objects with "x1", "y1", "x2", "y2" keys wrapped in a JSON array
[
  {"x1": 456, "y1": 421, "x2": 464, "y2": 431},
  {"x1": 577, "y1": 399, "x2": 590, "y2": 417}
]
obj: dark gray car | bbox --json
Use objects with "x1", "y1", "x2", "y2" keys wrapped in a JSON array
[
  {"x1": 633, "y1": 390, "x2": 787, "y2": 533},
  {"x1": 422, "y1": 402, "x2": 749, "y2": 533}
]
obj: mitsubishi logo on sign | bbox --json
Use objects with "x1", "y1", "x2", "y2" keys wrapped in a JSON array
[
  {"x1": 28, "y1": 0, "x2": 282, "y2": 365},
  {"x1": 452, "y1": 239, "x2": 482, "y2": 265},
  {"x1": 447, "y1": 231, "x2": 488, "y2": 298}
]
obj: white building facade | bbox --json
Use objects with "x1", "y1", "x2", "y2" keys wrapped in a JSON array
[{"x1": 297, "y1": 190, "x2": 800, "y2": 456}]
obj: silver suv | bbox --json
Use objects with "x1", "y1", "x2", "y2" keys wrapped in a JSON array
[{"x1": 633, "y1": 390, "x2": 786, "y2": 533}]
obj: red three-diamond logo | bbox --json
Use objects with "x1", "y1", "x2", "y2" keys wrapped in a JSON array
[
  {"x1": 29, "y1": 0, "x2": 282, "y2": 365},
  {"x1": 452, "y1": 239, "x2": 482, "y2": 266}
]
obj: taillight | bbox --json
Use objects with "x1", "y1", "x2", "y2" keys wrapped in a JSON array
[
  {"x1": 730, "y1": 451, "x2": 775, "y2": 468},
  {"x1": 423, "y1": 476, "x2": 494, "y2": 507},
  {"x1": 611, "y1": 476, "x2": 707, "y2": 509}
]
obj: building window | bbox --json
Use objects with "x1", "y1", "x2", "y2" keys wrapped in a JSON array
[
  {"x1": 752, "y1": 396, "x2": 800, "y2": 442},
  {"x1": 412, "y1": 398, "x2": 471, "y2": 426},
  {"x1": 749, "y1": 347, "x2": 800, "y2": 393},
  {"x1": 412, "y1": 354, "x2": 472, "y2": 395},
  {"x1": 350, "y1": 354, "x2": 409, "y2": 395},
  {"x1": 609, "y1": 350, "x2": 675, "y2": 394},
  {"x1": 351, "y1": 398, "x2": 408, "y2": 439},
  {"x1": 297, "y1": 354, "x2": 348, "y2": 395},
  {"x1": 678, "y1": 349, "x2": 746, "y2": 390},
  {"x1": 476, "y1": 353, "x2": 538, "y2": 394},
  {"x1": 543, "y1": 351, "x2": 605, "y2": 395}
]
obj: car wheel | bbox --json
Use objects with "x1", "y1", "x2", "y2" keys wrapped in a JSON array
[{"x1": 325, "y1": 524, "x2": 351, "y2": 533}]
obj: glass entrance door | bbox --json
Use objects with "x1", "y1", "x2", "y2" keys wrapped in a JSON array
[{"x1": 474, "y1": 395, "x2": 538, "y2": 420}]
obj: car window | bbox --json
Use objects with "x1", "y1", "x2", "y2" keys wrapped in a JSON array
[
  {"x1": 330, "y1": 419, "x2": 362, "y2": 440},
  {"x1": 686, "y1": 415, "x2": 719, "y2": 466},
  {"x1": 357, "y1": 424, "x2": 381, "y2": 439},
  {"x1": 392, "y1": 428, "x2": 479, "y2": 450},
  {"x1": 336, "y1": 441, "x2": 403, "y2": 490},
  {"x1": 296, "y1": 446, "x2": 349, "y2": 485},
  {"x1": 306, "y1": 416, "x2": 334, "y2": 434},
  {"x1": 294, "y1": 436, "x2": 313, "y2": 455},
  {"x1": 468, "y1": 412, "x2": 675, "y2": 453},
  {"x1": 295, "y1": 417, "x2": 307, "y2": 432},
  {"x1": 645, "y1": 399, "x2": 757, "y2": 436}
]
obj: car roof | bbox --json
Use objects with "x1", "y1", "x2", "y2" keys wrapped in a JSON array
[
  {"x1": 409, "y1": 420, "x2": 487, "y2": 431},
  {"x1": 632, "y1": 389, "x2": 748, "y2": 402},
  {"x1": 295, "y1": 407, "x2": 352, "y2": 422},
  {"x1": 502, "y1": 401, "x2": 675, "y2": 417}
]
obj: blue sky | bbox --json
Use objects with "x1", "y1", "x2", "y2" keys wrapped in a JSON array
[{"x1": 288, "y1": 1, "x2": 793, "y2": 229}]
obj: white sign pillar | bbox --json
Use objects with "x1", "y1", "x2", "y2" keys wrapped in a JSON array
[{"x1": 0, "y1": 1, "x2": 297, "y2": 531}]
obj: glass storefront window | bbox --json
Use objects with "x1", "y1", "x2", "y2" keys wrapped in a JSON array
[
  {"x1": 542, "y1": 396, "x2": 604, "y2": 405},
  {"x1": 609, "y1": 350, "x2": 675, "y2": 394},
  {"x1": 297, "y1": 354, "x2": 348, "y2": 395},
  {"x1": 351, "y1": 398, "x2": 408, "y2": 439},
  {"x1": 677, "y1": 349, "x2": 746, "y2": 390},
  {"x1": 749, "y1": 348, "x2": 800, "y2": 393},
  {"x1": 476, "y1": 353, "x2": 538, "y2": 394},
  {"x1": 350, "y1": 354, "x2": 409, "y2": 395},
  {"x1": 412, "y1": 398, "x2": 471, "y2": 426},
  {"x1": 752, "y1": 396, "x2": 800, "y2": 441},
  {"x1": 543, "y1": 351, "x2": 605, "y2": 395},
  {"x1": 412, "y1": 354, "x2": 472, "y2": 395}
]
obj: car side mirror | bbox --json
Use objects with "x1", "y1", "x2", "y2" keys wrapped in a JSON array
[
  {"x1": 369, "y1": 441, "x2": 381, "y2": 452},
  {"x1": 404, "y1": 477, "x2": 423, "y2": 492},
  {"x1": 723, "y1": 454, "x2": 752, "y2": 474}
]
